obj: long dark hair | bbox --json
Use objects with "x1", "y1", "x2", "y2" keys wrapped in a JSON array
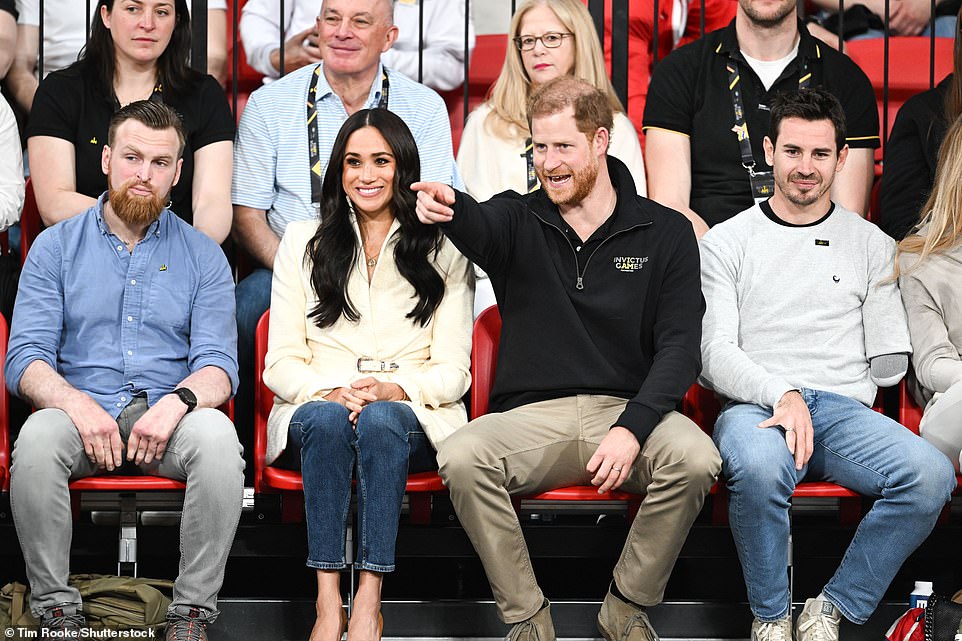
[
  {"x1": 307, "y1": 109, "x2": 445, "y2": 328},
  {"x1": 83, "y1": 0, "x2": 199, "y2": 96}
]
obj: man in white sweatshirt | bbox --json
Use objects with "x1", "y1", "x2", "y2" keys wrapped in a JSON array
[{"x1": 699, "y1": 87, "x2": 955, "y2": 641}]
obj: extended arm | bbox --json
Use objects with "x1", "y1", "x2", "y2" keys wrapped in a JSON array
[
  {"x1": 233, "y1": 205, "x2": 279, "y2": 268},
  {"x1": 27, "y1": 136, "x2": 97, "y2": 224},
  {"x1": 232, "y1": 91, "x2": 281, "y2": 266},
  {"x1": 831, "y1": 147, "x2": 873, "y2": 217},
  {"x1": 412, "y1": 181, "x2": 517, "y2": 277},
  {"x1": 206, "y1": 8, "x2": 227, "y2": 84},
  {"x1": 644, "y1": 129, "x2": 710, "y2": 237},
  {"x1": 191, "y1": 141, "x2": 232, "y2": 244},
  {"x1": 6, "y1": 23, "x2": 38, "y2": 113}
]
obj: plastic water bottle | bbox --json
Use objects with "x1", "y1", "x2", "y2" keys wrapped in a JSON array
[{"x1": 910, "y1": 580, "x2": 933, "y2": 609}]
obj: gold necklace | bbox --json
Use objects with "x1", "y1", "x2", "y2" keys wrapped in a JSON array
[{"x1": 366, "y1": 254, "x2": 378, "y2": 268}]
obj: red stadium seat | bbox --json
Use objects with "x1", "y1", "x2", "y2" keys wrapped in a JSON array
[
  {"x1": 899, "y1": 379, "x2": 923, "y2": 435},
  {"x1": 20, "y1": 178, "x2": 42, "y2": 265},
  {"x1": 225, "y1": 0, "x2": 265, "y2": 96},
  {"x1": 253, "y1": 310, "x2": 443, "y2": 524},
  {"x1": 444, "y1": 33, "x2": 509, "y2": 152},
  {"x1": 844, "y1": 36, "x2": 954, "y2": 163},
  {"x1": 470, "y1": 305, "x2": 642, "y2": 516}
]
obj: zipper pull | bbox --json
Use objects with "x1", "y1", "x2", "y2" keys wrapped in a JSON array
[{"x1": 576, "y1": 276, "x2": 584, "y2": 290}]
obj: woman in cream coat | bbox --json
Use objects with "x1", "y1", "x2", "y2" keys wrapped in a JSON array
[
  {"x1": 263, "y1": 109, "x2": 474, "y2": 641},
  {"x1": 896, "y1": 114, "x2": 962, "y2": 473}
]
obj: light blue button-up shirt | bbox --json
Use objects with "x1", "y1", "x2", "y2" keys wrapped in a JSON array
[{"x1": 5, "y1": 195, "x2": 238, "y2": 416}]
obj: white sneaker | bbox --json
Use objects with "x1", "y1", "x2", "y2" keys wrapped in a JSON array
[
  {"x1": 751, "y1": 613, "x2": 793, "y2": 641},
  {"x1": 795, "y1": 598, "x2": 841, "y2": 641}
]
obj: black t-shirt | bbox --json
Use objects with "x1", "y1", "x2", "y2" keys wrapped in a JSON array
[
  {"x1": 27, "y1": 59, "x2": 235, "y2": 224},
  {"x1": 0, "y1": 0, "x2": 16, "y2": 19},
  {"x1": 643, "y1": 19, "x2": 880, "y2": 227},
  {"x1": 879, "y1": 76, "x2": 949, "y2": 241}
]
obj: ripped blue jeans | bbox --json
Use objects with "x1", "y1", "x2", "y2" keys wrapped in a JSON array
[{"x1": 288, "y1": 401, "x2": 436, "y2": 572}]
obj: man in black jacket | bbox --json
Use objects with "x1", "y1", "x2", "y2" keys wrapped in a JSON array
[{"x1": 413, "y1": 76, "x2": 720, "y2": 641}]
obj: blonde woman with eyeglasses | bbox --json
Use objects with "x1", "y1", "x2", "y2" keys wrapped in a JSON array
[{"x1": 457, "y1": 0, "x2": 646, "y2": 203}]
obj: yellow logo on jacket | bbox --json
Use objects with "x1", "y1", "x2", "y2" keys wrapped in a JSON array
[{"x1": 614, "y1": 256, "x2": 648, "y2": 272}]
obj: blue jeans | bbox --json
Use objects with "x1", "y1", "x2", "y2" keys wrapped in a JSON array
[
  {"x1": 288, "y1": 401, "x2": 436, "y2": 572},
  {"x1": 713, "y1": 389, "x2": 955, "y2": 624}
]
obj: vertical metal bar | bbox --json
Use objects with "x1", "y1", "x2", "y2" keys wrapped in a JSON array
[
  {"x1": 462, "y1": 0, "x2": 470, "y2": 126},
  {"x1": 653, "y1": 0, "x2": 660, "y2": 66},
  {"x1": 511, "y1": 0, "x2": 516, "y2": 14},
  {"x1": 588, "y1": 0, "x2": 604, "y2": 47},
  {"x1": 38, "y1": 0, "x2": 44, "y2": 81},
  {"x1": 418, "y1": 0, "x2": 424, "y2": 83},
  {"x1": 838, "y1": 0, "x2": 845, "y2": 55},
  {"x1": 231, "y1": 0, "x2": 239, "y2": 120},
  {"x1": 883, "y1": 0, "x2": 890, "y2": 149},
  {"x1": 191, "y1": 0, "x2": 208, "y2": 73},
  {"x1": 86, "y1": 0, "x2": 91, "y2": 49},
  {"x1": 279, "y1": 0, "x2": 285, "y2": 77},
  {"x1": 611, "y1": 2, "x2": 628, "y2": 107},
  {"x1": 929, "y1": 0, "x2": 936, "y2": 89}
]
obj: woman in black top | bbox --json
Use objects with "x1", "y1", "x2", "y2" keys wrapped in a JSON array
[{"x1": 27, "y1": 0, "x2": 233, "y2": 243}]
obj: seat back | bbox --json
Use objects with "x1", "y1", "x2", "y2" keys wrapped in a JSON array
[
  {"x1": 444, "y1": 33, "x2": 508, "y2": 152},
  {"x1": 20, "y1": 178, "x2": 42, "y2": 265},
  {"x1": 470, "y1": 305, "x2": 501, "y2": 420},
  {"x1": 253, "y1": 309, "x2": 271, "y2": 494},
  {"x1": 899, "y1": 380, "x2": 923, "y2": 435},
  {"x1": 844, "y1": 36, "x2": 954, "y2": 160}
]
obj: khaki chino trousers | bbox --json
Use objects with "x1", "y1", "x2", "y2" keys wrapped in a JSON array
[{"x1": 437, "y1": 395, "x2": 721, "y2": 623}]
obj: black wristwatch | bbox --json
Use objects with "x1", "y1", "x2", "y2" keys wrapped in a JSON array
[{"x1": 173, "y1": 387, "x2": 197, "y2": 413}]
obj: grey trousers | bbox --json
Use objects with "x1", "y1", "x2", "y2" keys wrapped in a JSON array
[
  {"x1": 10, "y1": 397, "x2": 245, "y2": 620},
  {"x1": 437, "y1": 395, "x2": 722, "y2": 624}
]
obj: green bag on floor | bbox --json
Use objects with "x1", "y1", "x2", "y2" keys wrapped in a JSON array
[{"x1": 1, "y1": 574, "x2": 174, "y2": 630}]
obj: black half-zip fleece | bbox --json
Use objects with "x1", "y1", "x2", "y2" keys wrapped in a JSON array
[{"x1": 442, "y1": 156, "x2": 705, "y2": 447}]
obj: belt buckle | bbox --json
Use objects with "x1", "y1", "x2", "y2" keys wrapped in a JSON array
[{"x1": 356, "y1": 358, "x2": 399, "y2": 373}]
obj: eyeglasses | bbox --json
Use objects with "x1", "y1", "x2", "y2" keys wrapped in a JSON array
[{"x1": 513, "y1": 32, "x2": 573, "y2": 51}]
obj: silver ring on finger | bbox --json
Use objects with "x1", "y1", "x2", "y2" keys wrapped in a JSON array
[
  {"x1": 612, "y1": 466, "x2": 623, "y2": 472},
  {"x1": 785, "y1": 428, "x2": 796, "y2": 434}
]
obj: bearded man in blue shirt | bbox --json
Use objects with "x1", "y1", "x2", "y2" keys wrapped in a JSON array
[{"x1": 5, "y1": 100, "x2": 243, "y2": 641}]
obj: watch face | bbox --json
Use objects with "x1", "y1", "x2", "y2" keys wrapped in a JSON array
[{"x1": 175, "y1": 387, "x2": 197, "y2": 410}]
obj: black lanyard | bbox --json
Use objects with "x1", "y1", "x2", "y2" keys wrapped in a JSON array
[
  {"x1": 308, "y1": 66, "x2": 390, "y2": 211},
  {"x1": 522, "y1": 138, "x2": 539, "y2": 193},
  {"x1": 726, "y1": 49, "x2": 812, "y2": 201}
]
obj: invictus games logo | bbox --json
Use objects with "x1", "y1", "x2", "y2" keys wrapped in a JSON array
[{"x1": 614, "y1": 256, "x2": 648, "y2": 272}]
